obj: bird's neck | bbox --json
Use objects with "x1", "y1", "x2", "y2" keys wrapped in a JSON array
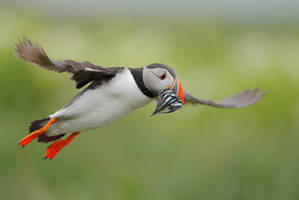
[{"x1": 129, "y1": 67, "x2": 156, "y2": 98}]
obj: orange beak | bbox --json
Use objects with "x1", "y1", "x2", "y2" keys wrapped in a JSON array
[
  {"x1": 176, "y1": 79, "x2": 184, "y2": 104},
  {"x1": 169, "y1": 77, "x2": 184, "y2": 104}
]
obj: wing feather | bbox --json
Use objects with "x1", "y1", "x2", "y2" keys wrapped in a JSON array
[
  {"x1": 184, "y1": 88, "x2": 266, "y2": 108},
  {"x1": 15, "y1": 37, "x2": 122, "y2": 89}
]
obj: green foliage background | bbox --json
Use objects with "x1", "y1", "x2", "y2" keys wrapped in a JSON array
[{"x1": 1, "y1": 8, "x2": 299, "y2": 200}]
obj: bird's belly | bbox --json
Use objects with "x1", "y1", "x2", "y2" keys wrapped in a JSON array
[
  {"x1": 65, "y1": 99, "x2": 137, "y2": 131},
  {"x1": 47, "y1": 69, "x2": 152, "y2": 136},
  {"x1": 48, "y1": 97, "x2": 150, "y2": 136},
  {"x1": 47, "y1": 98, "x2": 149, "y2": 136}
]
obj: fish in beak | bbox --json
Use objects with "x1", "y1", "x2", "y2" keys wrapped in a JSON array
[{"x1": 151, "y1": 78, "x2": 184, "y2": 116}]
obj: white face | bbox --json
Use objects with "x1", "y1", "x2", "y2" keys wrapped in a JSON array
[{"x1": 143, "y1": 67, "x2": 175, "y2": 93}]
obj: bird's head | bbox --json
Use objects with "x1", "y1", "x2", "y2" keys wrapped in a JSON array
[
  {"x1": 143, "y1": 63, "x2": 184, "y2": 103},
  {"x1": 143, "y1": 63, "x2": 184, "y2": 115}
]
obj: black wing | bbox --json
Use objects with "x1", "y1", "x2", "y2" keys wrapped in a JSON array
[
  {"x1": 15, "y1": 37, "x2": 122, "y2": 89},
  {"x1": 184, "y1": 88, "x2": 266, "y2": 108}
]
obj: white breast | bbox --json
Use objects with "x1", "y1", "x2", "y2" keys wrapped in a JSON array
[{"x1": 47, "y1": 68, "x2": 152, "y2": 136}]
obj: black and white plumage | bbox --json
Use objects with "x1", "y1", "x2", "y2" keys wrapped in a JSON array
[{"x1": 15, "y1": 37, "x2": 266, "y2": 159}]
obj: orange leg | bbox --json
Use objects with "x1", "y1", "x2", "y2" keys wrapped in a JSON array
[
  {"x1": 44, "y1": 132, "x2": 80, "y2": 159},
  {"x1": 19, "y1": 118, "x2": 58, "y2": 147}
]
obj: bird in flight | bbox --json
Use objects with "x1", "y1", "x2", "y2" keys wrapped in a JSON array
[{"x1": 15, "y1": 37, "x2": 266, "y2": 159}]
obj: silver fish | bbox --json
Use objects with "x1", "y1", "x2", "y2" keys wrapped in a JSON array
[{"x1": 151, "y1": 90, "x2": 183, "y2": 116}]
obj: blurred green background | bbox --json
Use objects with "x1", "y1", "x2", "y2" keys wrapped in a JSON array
[{"x1": 1, "y1": 1, "x2": 299, "y2": 200}]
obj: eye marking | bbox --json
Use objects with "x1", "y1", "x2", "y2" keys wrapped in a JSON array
[{"x1": 160, "y1": 73, "x2": 166, "y2": 80}]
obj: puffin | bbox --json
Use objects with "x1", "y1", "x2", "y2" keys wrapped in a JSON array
[{"x1": 15, "y1": 37, "x2": 266, "y2": 159}]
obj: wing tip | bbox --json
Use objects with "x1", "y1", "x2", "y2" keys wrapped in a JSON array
[
  {"x1": 14, "y1": 36, "x2": 54, "y2": 68},
  {"x1": 239, "y1": 88, "x2": 267, "y2": 108}
]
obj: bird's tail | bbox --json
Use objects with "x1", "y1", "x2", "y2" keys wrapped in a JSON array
[{"x1": 29, "y1": 118, "x2": 65, "y2": 143}]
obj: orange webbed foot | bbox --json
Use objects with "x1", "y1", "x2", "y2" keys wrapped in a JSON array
[
  {"x1": 44, "y1": 132, "x2": 80, "y2": 159},
  {"x1": 18, "y1": 118, "x2": 58, "y2": 147}
]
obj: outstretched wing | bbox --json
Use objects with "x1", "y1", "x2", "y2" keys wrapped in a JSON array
[
  {"x1": 15, "y1": 37, "x2": 123, "y2": 89},
  {"x1": 184, "y1": 88, "x2": 266, "y2": 108}
]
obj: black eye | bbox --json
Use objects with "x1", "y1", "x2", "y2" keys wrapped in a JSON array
[{"x1": 160, "y1": 73, "x2": 166, "y2": 80}]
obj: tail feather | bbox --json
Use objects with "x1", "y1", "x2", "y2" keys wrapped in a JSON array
[
  {"x1": 37, "y1": 134, "x2": 65, "y2": 143},
  {"x1": 29, "y1": 118, "x2": 65, "y2": 143},
  {"x1": 29, "y1": 118, "x2": 50, "y2": 133}
]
